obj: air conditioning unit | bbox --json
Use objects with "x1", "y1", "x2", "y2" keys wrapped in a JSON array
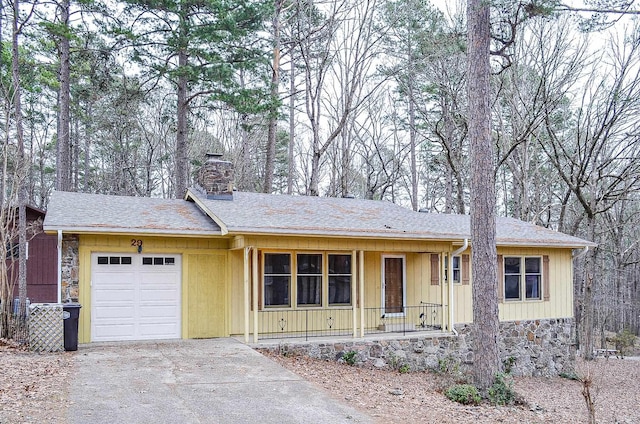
[{"x1": 28, "y1": 303, "x2": 64, "y2": 352}]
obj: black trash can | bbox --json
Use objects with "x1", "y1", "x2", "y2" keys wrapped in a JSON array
[{"x1": 62, "y1": 303, "x2": 82, "y2": 351}]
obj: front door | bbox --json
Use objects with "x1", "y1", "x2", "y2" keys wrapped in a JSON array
[{"x1": 382, "y1": 256, "x2": 405, "y2": 314}]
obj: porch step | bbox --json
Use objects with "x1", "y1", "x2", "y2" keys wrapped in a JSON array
[{"x1": 377, "y1": 323, "x2": 416, "y2": 332}]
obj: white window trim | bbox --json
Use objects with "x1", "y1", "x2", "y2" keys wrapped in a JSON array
[{"x1": 381, "y1": 254, "x2": 406, "y2": 317}]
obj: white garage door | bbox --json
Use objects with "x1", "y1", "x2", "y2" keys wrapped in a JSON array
[{"x1": 91, "y1": 253, "x2": 181, "y2": 342}]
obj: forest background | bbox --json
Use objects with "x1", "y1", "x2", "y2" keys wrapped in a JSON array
[{"x1": 1, "y1": 0, "x2": 639, "y2": 349}]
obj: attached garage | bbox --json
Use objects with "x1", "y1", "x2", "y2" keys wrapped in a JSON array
[{"x1": 91, "y1": 253, "x2": 182, "y2": 342}]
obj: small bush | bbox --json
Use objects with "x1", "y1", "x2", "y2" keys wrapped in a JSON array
[
  {"x1": 559, "y1": 371, "x2": 580, "y2": 381},
  {"x1": 503, "y1": 356, "x2": 516, "y2": 374},
  {"x1": 445, "y1": 384, "x2": 481, "y2": 405},
  {"x1": 342, "y1": 350, "x2": 358, "y2": 366},
  {"x1": 488, "y1": 373, "x2": 516, "y2": 406},
  {"x1": 436, "y1": 356, "x2": 461, "y2": 375},
  {"x1": 612, "y1": 328, "x2": 637, "y2": 358},
  {"x1": 398, "y1": 364, "x2": 411, "y2": 373}
]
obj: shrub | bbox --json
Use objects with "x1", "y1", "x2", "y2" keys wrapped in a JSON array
[
  {"x1": 398, "y1": 364, "x2": 411, "y2": 374},
  {"x1": 502, "y1": 356, "x2": 516, "y2": 374},
  {"x1": 436, "y1": 356, "x2": 461, "y2": 375},
  {"x1": 445, "y1": 384, "x2": 481, "y2": 405},
  {"x1": 342, "y1": 350, "x2": 358, "y2": 366},
  {"x1": 488, "y1": 373, "x2": 516, "y2": 406},
  {"x1": 612, "y1": 328, "x2": 637, "y2": 358},
  {"x1": 559, "y1": 371, "x2": 580, "y2": 381}
]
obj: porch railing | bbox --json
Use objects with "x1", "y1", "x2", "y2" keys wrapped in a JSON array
[
  {"x1": 363, "y1": 303, "x2": 445, "y2": 336},
  {"x1": 256, "y1": 302, "x2": 445, "y2": 340},
  {"x1": 258, "y1": 308, "x2": 354, "y2": 340}
]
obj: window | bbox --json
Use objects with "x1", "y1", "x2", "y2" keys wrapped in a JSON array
[
  {"x1": 328, "y1": 254, "x2": 351, "y2": 305},
  {"x1": 383, "y1": 256, "x2": 405, "y2": 314},
  {"x1": 262, "y1": 251, "x2": 353, "y2": 309},
  {"x1": 297, "y1": 254, "x2": 322, "y2": 306},
  {"x1": 445, "y1": 255, "x2": 461, "y2": 284},
  {"x1": 264, "y1": 253, "x2": 291, "y2": 307},
  {"x1": 142, "y1": 257, "x2": 174, "y2": 265},
  {"x1": 525, "y1": 257, "x2": 541, "y2": 299},
  {"x1": 504, "y1": 256, "x2": 542, "y2": 301},
  {"x1": 97, "y1": 256, "x2": 132, "y2": 265},
  {"x1": 5, "y1": 242, "x2": 18, "y2": 259}
]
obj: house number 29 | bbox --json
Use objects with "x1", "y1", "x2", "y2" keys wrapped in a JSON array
[{"x1": 131, "y1": 239, "x2": 143, "y2": 252}]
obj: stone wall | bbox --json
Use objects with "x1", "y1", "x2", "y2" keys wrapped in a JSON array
[
  {"x1": 61, "y1": 235, "x2": 79, "y2": 302},
  {"x1": 258, "y1": 318, "x2": 576, "y2": 377}
]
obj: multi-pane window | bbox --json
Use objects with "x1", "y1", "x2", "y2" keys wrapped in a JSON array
[
  {"x1": 264, "y1": 253, "x2": 291, "y2": 307},
  {"x1": 445, "y1": 255, "x2": 461, "y2": 284},
  {"x1": 504, "y1": 256, "x2": 542, "y2": 301},
  {"x1": 525, "y1": 257, "x2": 541, "y2": 299},
  {"x1": 263, "y1": 252, "x2": 352, "y2": 309},
  {"x1": 297, "y1": 254, "x2": 322, "y2": 306},
  {"x1": 328, "y1": 254, "x2": 351, "y2": 305}
]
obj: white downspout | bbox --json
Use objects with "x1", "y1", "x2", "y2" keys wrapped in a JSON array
[
  {"x1": 573, "y1": 246, "x2": 589, "y2": 261},
  {"x1": 449, "y1": 239, "x2": 469, "y2": 336},
  {"x1": 57, "y1": 230, "x2": 62, "y2": 304}
]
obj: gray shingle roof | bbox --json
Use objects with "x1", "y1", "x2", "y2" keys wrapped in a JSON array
[
  {"x1": 43, "y1": 190, "x2": 594, "y2": 248},
  {"x1": 186, "y1": 189, "x2": 595, "y2": 248},
  {"x1": 44, "y1": 191, "x2": 221, "y2": 236}
]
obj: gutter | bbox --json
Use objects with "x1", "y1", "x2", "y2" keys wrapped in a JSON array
[
  {"x1": 449, "y1": 239, "x2": 469, "y2": 336},
  {"x1": 57, "y1": 230, "x2": 62, "y2": 303},
  {"x1": 573, "y1": 246, "x2": 590, "y2": 260}
]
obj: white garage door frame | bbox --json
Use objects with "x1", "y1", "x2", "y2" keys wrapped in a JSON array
[{"x1": 91, "y1": 253, "x2": 182, "y2": 342}]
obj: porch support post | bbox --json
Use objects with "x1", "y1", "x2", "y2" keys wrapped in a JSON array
[
  {"x1": 243, "y1": 247, "x2": 250, "y2": 343},
  {"x1": 57, "y1": 230, "x2": 62, "y2": 304},
  {"x1": 252, "y1": 247, "x2": 259, "y2": 343},
  {"x1": 450, "y1": 239, "x2": 469, "y2": 335},
  {"x1": 351, "y1": 250, "x2": 357, "y2": 338},
  {"x1": 441, "y1": 253, "x2": 447, "y2": 330},
  {"x1": 359, "y1": 250, "x2": 365, "y2": 337}
]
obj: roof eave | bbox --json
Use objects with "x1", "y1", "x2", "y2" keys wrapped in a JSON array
[{"x1": 43, "y1": 226, "x2": 222, "y2": 238}]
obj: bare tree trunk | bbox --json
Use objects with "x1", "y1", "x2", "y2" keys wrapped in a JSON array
[
  {"x1": 175, "y1": 47, "x2": 189, "y2": 198},
  {"x1": 84, "y1": 102, "x2": 92, "y2": 190},
  {"x1": 57, "y1": 0, "x2": 72, "y2": 192},
  {"x1": 581, "y1": 214, "x2": 597, "y2": 360},
  {"x1": 12, "y1": 0, "x2": 28, "y2": 315},
  {"x1": 287, "y1": 56, "x2": 295, "y2": 195},
  {"x1": 264, "y1": 0, "x2": 282, "y2": 194},
  {"x1": 467, "y1": 0, "x2": 500, "y2": 391}
]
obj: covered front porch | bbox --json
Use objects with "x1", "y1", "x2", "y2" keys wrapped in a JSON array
[{"x1": 234, "y1": 244, "x2": 466, "y2": 343}]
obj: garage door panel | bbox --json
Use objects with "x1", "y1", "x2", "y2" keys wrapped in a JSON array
[
  {"x1": 138, "y1": 323, "x2": 180, "y2": 338},
  {"x1": 93, "y1": 305, "x2": 136, "y2": 320},
  {"x1": 93, "y1": 324, "x2": 136, "y2": 340},
  {"x1": 139, "y1": 289, "x2": 180, "y2": 302},
  {"x1": 91, "y1": 254, "x2": 181, "y2": 342},
  {"x1": 139, "y1": 305, "x2": 179, "y2": 318},
  {"x1": 93, "y1": 288, "x2": 135, "y2": 302}
]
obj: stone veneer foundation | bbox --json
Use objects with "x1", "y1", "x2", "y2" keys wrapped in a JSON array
[
  {"x1": 61, "y1": 235, "x2": 79, "y2": 302},
  {"x1": 258, "y1": 318, "x2": 576, "y2": 377}
]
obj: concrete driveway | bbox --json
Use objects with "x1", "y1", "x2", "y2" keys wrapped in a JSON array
[{"x1": 68, "y1": 338, "x2": 372, "y2": 424}]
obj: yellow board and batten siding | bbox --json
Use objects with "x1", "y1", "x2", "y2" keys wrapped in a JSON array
[
  {"x1": 452, "y1": 247, "x2": 574, "y2": 324},
  {"x1": 226, "y1": 235, "x2": 453, "y2": 336},
  {"x1": 77, "y1": 234, "x2": 229, "y2": 344},
  {"x1": 77, "y1": 233, "x2": 576, "y2": 343}
]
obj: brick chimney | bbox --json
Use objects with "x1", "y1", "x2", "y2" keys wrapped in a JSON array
[{"x1": 197, "y1": 153, "x2": 234, "y2": 200}]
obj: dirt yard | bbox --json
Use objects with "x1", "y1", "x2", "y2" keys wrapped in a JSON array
[
  {"x1": 266, "y1": 352, "x2": 640, "y2": 424},
  {"x1": 2, "y1": 338, "x2": 640, "y2": 424}
]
